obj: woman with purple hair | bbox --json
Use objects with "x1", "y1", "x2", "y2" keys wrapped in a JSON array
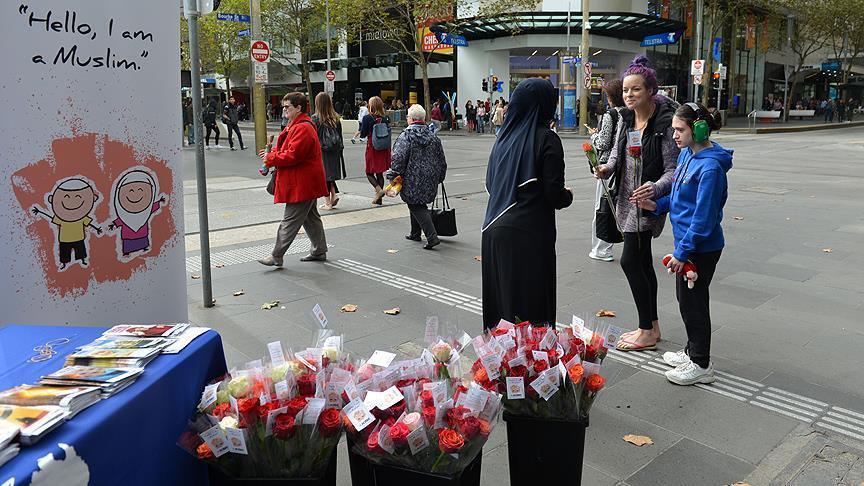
[{"x1": 595, "y1": 55, "x2": 681, "y2": 351}]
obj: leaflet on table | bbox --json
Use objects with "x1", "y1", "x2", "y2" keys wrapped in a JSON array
[
  {"x1": 69, "y1": 347, "x2": 160, "y2": 360},
  {"x1": 0, "y1": 405, "x2": 67, "y2": 439},
  {"x1": 104, "y1": 323, "x2": 190, "y2": 338},
  {"x1": 0, "y1": 384, "x2": 100, "y2": 408},
  {"x1": 160, "y1": 327, "x2": 210, "y2": 354},
  {"x1": 43, "y1": 366, "x2": 144, "y2": 384},
  {"x1": 0, "y1": 422, "x2": 18, "y2": 450},
  {"x1": 83, "y1": 337, "x2": 171, "y2": 350}
]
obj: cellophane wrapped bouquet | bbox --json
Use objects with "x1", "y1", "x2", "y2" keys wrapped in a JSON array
[
  {"x1": 342, "y1": 325, "x2": 502, "y2": 477},
  {"x1": 474, "y1": 318, "x2": 612, "y2": 422},
  {"x1": 179, "y1": 330, "x2": 352, "y2": 479}
]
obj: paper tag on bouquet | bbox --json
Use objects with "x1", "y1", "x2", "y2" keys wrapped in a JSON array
[
  {"x1": 323, "y1": 334, "x2": 342, "y2": 350},
  {"x1": 312, "y1": 303, "x2": 329, "y2": 328},
  {"x1": 580, "y1": 326, "x2": 595, "y2": 343},
  {"x1": 603, "y1": 326, "x2": 628, "y2": 348},
  {"x1": 583, "y1": 362, "x2": 601, "y2": 376},
  {"x1": 425, "y1": 316, "x2": 440, "y2": 345},
  {"x1": 378, "y1": 425, "x2": 395, "y2": 454},
  {"x1": 565, "y1": 354, "x2": 582, "y2": 370},
  {"x1": 325, "y1": 383, "x2": 343, "y2": 409},
  {"x1": 424, "y1": 381, "x2": 448, "y2": 407},
  {"x1": 508, "y1": 354, "x2": 527, "y2": 369},
  {"x1": 506, "y1": 377, "x2": 525, "y2": 399},
  {"x1": 400, "y1": 384, "x2": 416, "y2": 408},
  {"x1": 229, "y1": 395, "x2": 239, "y2": 416},
  {"x1": 265, "y1": 406, "x2": 288, "y2": 436},
  {"x1": 198, "y1": 383, "x2": 219, "y2": 411},
  {"x1": 530, "y1": 374, "x2": 559, "y2": 401},
  {"x1": 225, "y1": 427, "x2": 248, "y2": 455},
  {"x1": 377, "y1": 386, "x2": 405, "y2": 410},
  {"x1": 344, "y1": 398, "x2": 376, "y2": 432},
  {"x1": 463, "y1": 385, "x2": 489, "y2": 413},
  {"x1": 627, "y1": 130, "x2": 642, "y2": 148},
  {"x1": 479, "y1": 392, "x2": 502, "y2": 421},
  {"x1": 259, "y1": 392, "x2": 270, "y2": 406},
  {"x1": 343, "y1": 382, "x2": 359, "y2": 402},
  {"x1": 458, "y1": 332, "x2": 473, "y2": 350},
  {"x1": 407, "y1": 424, "x2": 430, "y2": 454},
  {"x1": 434, "y1": 398, "x2": 454, "y2": 429},
  {"x1": 302, "y1": 398, "x2": 325, "y2": 424},
  {"x1": 532, "y1": 350, "x2": 549, "y2": 364},
  {"x1": 267, "y1": 341, "x2": 286, "y2": 367},
  {"x1": 480, "y1": 353, "x2": 501, "y2": 381},
  {"x1": 295, "y1": 351, "x2": 317, "y2": 372},
  {"x1": 368, "y1": 350, "x2": 397, "y2": 368},
  {"x1": 544, "y1": 367, "x2": 560, "y2": 388},
  {"x1": 497, "y1": 319, "x2": 515, "y2": 331},
  {"x1": 420, "y1": 348, "x2": 435, "y2": 365},
  {"x1": 539, "y1": 328, "x2": 557, "y2": 351},
  {"x1": 200, "y1": 424, "x2": 231, "y2": 457},
  {"x1": 572, "y1": 315, "x2": 585, "y2": 335},
  {"x1": 495, "y1": 332, "x2": 516, "y2": 351}
]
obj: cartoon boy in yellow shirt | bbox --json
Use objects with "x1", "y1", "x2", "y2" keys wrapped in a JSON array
[{"x1": 32, "y1": 178, "x2": 102, "y2": 270}]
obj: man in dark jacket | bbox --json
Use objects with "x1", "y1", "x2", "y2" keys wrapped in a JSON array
[
  {"x1": 386, "y1": 104, "x2": 447, "y2": 249},
  {"x1": 222, "y1": 97, "x2": 245, "y2": 150}
]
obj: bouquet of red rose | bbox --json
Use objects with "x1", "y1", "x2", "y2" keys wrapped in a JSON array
[
  {"x1": 342, "y1": 337, "x2": 500, "y2": 477},
  {"x1": 178, "y1": 331, "x2": 351, "y2": 479},
  {"x1": 477, "y1": 319, "x2": 609, "y2": 422}
]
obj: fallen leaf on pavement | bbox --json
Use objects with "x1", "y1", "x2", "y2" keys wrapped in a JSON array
[
  {"x1": 733, "y1": 216, "x2": 744, "y2": 220},
  {"x1": 387, "y1": 249, "x2": 399, "y2": 254},
  {"x1": 383, "y1": 307, "x2": 401, "y2": 315},
  {"x1": 730, "y1": 483, "x2": 752, "y2": 486},
  {"x1": 233, "y1": 289, "x2": 245, "y2": 296},
  {"x1": 261, "y1": 300, "x2": 280, "y2": 310},
  {"x1": 190, "y1": 274, "x2": 201, "y2": 280},
  {"x1": 461, "y1": 197, "x2": 469, "y2": 201},
  {"x1": 214, "y1": 263, "x2": 225, "y2": 268},
  {"x1": 596, "y1": 309, "x2": 616, "y2": 318},
  {"x1": 341, "y1": 304, "x2": 358, "y2": 313},
  {"x1": 474, "y1": 256, "x2": 482, "y2": 262},
  {"x1": 822, "y1": 248, "x2": 833, "y2": 253},
  {"x1": 622, "y1": 434, "x2": 653, "y2": 447}
]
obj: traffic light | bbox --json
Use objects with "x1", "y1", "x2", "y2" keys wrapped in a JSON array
[
  {"x1": 712, "y1": 72, "x2": 720, "y2": 80},
  {"x1": 492, "y1": 76, "x2": 498, "y2": 86},
  {"x1": 482, "y1": 78, "x2": 488, "y2": 92}
]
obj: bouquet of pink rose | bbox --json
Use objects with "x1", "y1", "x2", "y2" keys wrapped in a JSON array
[
  {"x1": 342, "y1": 331, "x2": 501, "y2": 477},
  {"x1": 178, "y1": 331, "x2": 353, "y2": 479},
  {"x1": 473, "y1": 319, "x2": 613, "y2": 422}
]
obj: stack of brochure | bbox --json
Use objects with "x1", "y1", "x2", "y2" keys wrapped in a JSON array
[
  {"x1": 0, "y1": 405, "x2": 67, "y2": 445},
  {"x1": 39, "y1": 366, "x2": 144, "y2": 398},
  {"x1": 0, "y1": 422, "x2": 19, "y2": 467},
  {"x1": 102, "y1": 323, "x2": 190, "y2": 338},
  {"x1": 64, "y1": 347, "x2": 162, "y2": 368},
  {"x1": 0, "y1": 384, "x2": 101, "y2": 418}
]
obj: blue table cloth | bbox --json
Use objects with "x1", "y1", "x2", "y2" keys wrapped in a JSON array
[{"x1": 0, "y1": 325, "x2": 227, "y2": 485}]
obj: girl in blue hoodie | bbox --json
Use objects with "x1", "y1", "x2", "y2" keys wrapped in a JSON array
[{"x1": 635, "y1": 102, "x2": 733, "y2": 386}]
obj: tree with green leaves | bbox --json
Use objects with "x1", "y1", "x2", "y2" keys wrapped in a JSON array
[
  {"x1": 182, "y1": 0, "x2": 251, "y2": 93},
  {"x1": 824, "y1": 0, "x2": 864, "y2": 99},
  {"x1": 777, "y1": 0, "x2": 835, "y2": 115}
]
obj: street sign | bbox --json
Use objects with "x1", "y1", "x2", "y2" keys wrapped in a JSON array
[
  {"x1": 562, "y1": 56, "x2": 577, "y2": 64},
  {"x1": 821, "y1": 61, "x2": 841, "y2": 71},
  {"x1": 719, "y1": 64, "x2": 727, "y2": 80},
  {"x1": 436, "y1": 32, "x2": 468, "y2": 47},
  {"x1": 238, "y1": 29, "x2": 250, "y2": 37},
  {"x1": 254, "y1": 62, "x2": 268, "y2": 84},
  {"x1": 495, "y1": 81, "x2": 504, "y2": 93},
  {"x1": 217, "y1": 13, "x2": 250, "y2": 22},
  {"x1": 250, "y1": 40, "x2": 270, "y2": 63},
  {"x1": 693, "y1": 74, "x2": 703, "y2": 85},
  {"x1": 324, "y1": 80, "x2": 334, "y2": 94},
  {"x1": 640, "y1": 31, "x2": 681, "y2": 47},
  {"x1": 690, "y1": 59, "x2": 704, "y2": 76},
  {"x1": 583, "y1": 62, "x2": 592, "y2": 77},
  {"x1": 584, "y1": 75, "x2": 591, "y2": 89},
  {"x1": 325, "y1": 70, "x2": 336, "y2": 82}
]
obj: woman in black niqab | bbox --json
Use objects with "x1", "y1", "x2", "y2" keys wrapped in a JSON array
[{"x1": 481, "y1": 78, "x2": 573, "y2": 330}]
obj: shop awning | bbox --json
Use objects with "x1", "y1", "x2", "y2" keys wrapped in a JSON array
[{"x1": 452, "y1": 12, "x2": 685, "y2": 42}]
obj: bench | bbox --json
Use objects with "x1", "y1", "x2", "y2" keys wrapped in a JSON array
[
  {"x1": 754, "y1": 110, "x2": 782, "y2": 123},
  {"x1": 788, "y1": 109, "x2": 816, "y2": 119}
]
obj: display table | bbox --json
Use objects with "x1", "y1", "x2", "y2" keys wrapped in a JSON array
[{"x1": 0, "y1": 324, "x2": 227, "y2": 485}]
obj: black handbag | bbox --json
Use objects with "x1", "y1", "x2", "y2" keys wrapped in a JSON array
[
  {"x1": 266, "y1": 171, "x2": 276, "y2": 195},
  {"x1": 431, "y1": 183, "x2": 457, "y2": 237}
]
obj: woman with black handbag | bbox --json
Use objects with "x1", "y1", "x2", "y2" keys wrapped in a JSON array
[
  {"x1": 481, "y1": 78, "x2": 573, "y2": 330},
  {"x1": 588, "y1": 79, "x2": 626, "y2": 262}
]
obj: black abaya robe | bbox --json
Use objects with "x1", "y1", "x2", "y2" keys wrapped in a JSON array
[{"x1": 482, "y1": 126, "x2": 573, "y2": 329}]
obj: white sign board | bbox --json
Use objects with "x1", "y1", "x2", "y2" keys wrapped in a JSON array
[
  {"x1": 719, "y1": 65, "x2": 727, "y2": 80},
  {"x1": 1, "y1": 0, "x2": 187, "y2": 325},
  {"x1": 324, "y1": 80, "x2": 334, "y2": 94},
  {"x1": 694, "y1": 74, "x2": 703, "y2": 85},
  {"x1": 690, "y1": 59, "x2": 705, "y2": 76},
  {"x1": 254, "y1": 61, "x2": 268, "y2": 84}
]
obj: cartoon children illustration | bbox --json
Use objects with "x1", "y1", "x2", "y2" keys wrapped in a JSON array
[
  {"x1": 31, "y1": 178, "x2": 102, "y2": 270},
  {"x1": 107, "y1": 169, "x2": 166, "y2": 257}
]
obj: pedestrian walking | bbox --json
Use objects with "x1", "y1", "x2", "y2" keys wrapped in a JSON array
[
  {"x1": 182, "y1": 98, "x2": 194, "y2": 146},
  {"x1": 476, "y1": 100, "x2": 486, "y2": 133},
  {"x1": 465, "y1": 100, "x2": 476, "y2": 132},
  {"x1": 824, "y1": 99, "x2": 835, "y2": 123},
  {"x1": 358, "y1": 96, "x2": 391, "y2": 205},
  {"x1": 481, "y1": 78, "x2": 573, "y2": 329},
  {"x1": 266, "y1": 101, "x2": 272, "y2": 122},
  {"x1": 587, "y1": 78, "x2": 626, "y2": 262},
  {"x1": 594, "y1": 55, "x2": 680, "y2": 351},
  {"x1": 635, "y1": 102, "x2": 732, "y2": 385},
  {"x1": 223, "y1": 97, "x2": 246, "y2": 151},
  {"x1": 203, "y1": 98, "x2": 221, "y2": 149},
  {"x1": 441, "y1": 98, "x2": 452, "y2": 131},
  {"x1": 837, "y1": 99, "x2": 847, "y2": 123},
  {"x1": 492, "y1": 100, "x2": 505, "y2": 135},
  {"x1": 351, "y1": 101, "x2": 369, "y2": 143},
  {"x1": 386, "y1": 104, "x2": 447, "y2": 250},
  {"x1": 257, "y1": 92, "x2": 329, "y2": 267},
  {"x1": 312, "y1": 92, "x2": 345, "y2": 211}
]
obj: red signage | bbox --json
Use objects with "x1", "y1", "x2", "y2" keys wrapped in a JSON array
[
  {"x1": 325, "y1": 70, "x2": 335, "y2": 81},
  {"x1": 250, "y1": 40, "x2": 270, "y2": 63}
]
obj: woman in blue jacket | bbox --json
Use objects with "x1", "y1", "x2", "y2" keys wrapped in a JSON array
[{"x1": 635, "y1": 102, "x2": 732, "y2": 386}]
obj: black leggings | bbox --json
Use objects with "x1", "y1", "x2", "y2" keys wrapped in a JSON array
[
  {"x1": 366, "y1": 173, "x2": 384, "y2": 189},
  {"x1": 620, "y1": 231, "x2": 658, "y2": 330},
  {"x1": 205, "y1": 124, "x2": 220, "y2": 145}
]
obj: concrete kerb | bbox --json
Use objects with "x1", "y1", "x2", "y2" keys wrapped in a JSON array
[{"x1": 721, "y1": 120, "x2": 864, "y2": 134}]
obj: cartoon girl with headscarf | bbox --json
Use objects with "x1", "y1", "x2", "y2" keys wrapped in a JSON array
[{"x1": 108, "y1": 169, "x2": 167, "y2": 257}]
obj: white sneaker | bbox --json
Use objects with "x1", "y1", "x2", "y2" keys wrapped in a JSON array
[
  {"x1": 662, "y1": 349, "x2": 691, "y2": 367},
  {"x1": 588, "y1": 251, "x2": 614, "y2": 262},
  {"x1": 665, "y1": 361, "x2": 715, "y2": 386},
  {"x1": 215, "y1": 144, "x2": 224, "y2": 149}
]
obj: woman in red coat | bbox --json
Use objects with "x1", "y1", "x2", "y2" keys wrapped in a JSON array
[{"x1": 257, "y1": 92, "x2": 329, "y2": 267}]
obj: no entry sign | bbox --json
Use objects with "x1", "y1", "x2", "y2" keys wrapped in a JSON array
[
  {"x1": 251, "y1": 40, "x2": 270, "y2": 63},
  {"x1": 325, "y1": 70, "x2": 336, "y2": 81}
]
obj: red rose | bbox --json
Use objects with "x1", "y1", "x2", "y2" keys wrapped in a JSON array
[
  {"x1": 371, "y1": 406, "x2": 389, "y2": 420},
  {"x1": 212, "y1": 402, "x2": 231, "y2": 419},
  {"x1": 318, "y1": 408, "x2": 342, "y2": 437},
  {"x1": 459, "y1": 416, "x2": 480, "y2": 439},
  {"x1": 420, "y1": 390, "x2": 434, "y2": 408},
  {"x1": 297, "y1": 373, "x2": 317, "y2": 397},
  {"x1": 273, "y1": 413, "x2": 296, "y2": 440},
  {"x1": 422, "y1": 406, "x2": 436, "y2": 428},
  {"x1": 473, "y1": 366, "x2": 490, "y2": 384},
  {"x1": 490, "y1": 327, "x2": 509, "y2": 337},
  {"x1": 389, "y1": 400, "x2": 406, "y2": 418},
  {"x1": 196, "y1": 442, "x2": 214, "y2": 459},
  {"x1": 438, "y1": 428, "x2": 465, "y2": 453},
  {"x1": 395, "y1": 379, "x2": 416, "y2": 389},
  {"x1": 286, "y1": 396, "x2": 308, "y2": 417},
  {"x1": 585, "y1": 374, "x2": 606, "y2": 393},
  {"x1": 257, "y1": 401, "x2": 275, "y2": 421},
  {"x1": 383, "y1": 416, "x2": 396, "y2": 427},
  {"x1": 478, "y1": 419, "x2": 491, "y2": 437},
  {"x1": 366, "y1": 431, "x2": 383, "y2": 453},
  {"x1": 628, "y1": 145, "x2": 642, "y2": 158},
  {"x1": 388, "y1": 422, "x2": 410, "y2": 447},
  {"x1": 452, "y1": 384, "x2": 468, "y2": 402},
  {"x1": 237, "y1": 397, "x2": 259, "y2": 427},
  {"x1": 508, "y1": 364, "x2": 527, "y2": 378},
  {"x1": 533, "y1": 359, "x2": 549, "y2": 374},
  {"x1": 582, "y1": 142, "x2": 593, "y2": 152},
  {"x1": 445, "y1": 406, "x2": 470, "y2": 427},
  {"x1": 547, "y1": 347, "x2": 560, "y2": 367}
]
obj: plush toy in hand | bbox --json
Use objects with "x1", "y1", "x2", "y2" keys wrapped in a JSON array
[{"x1": 662, "y1": 254, "x2": 698, "y2": 289}]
